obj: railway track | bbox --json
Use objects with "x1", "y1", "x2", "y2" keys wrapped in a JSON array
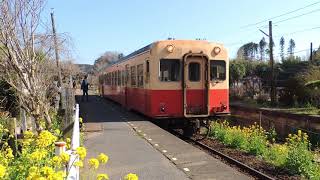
[{"x1": 167, "y1": 128, "x2": 275, "y2": 180}]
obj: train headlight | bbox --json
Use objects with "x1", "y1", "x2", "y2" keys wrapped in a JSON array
[
  {"x1": 166, "y1": 45, "x2": 174, "y2": 53},
  {"x1": 213, "y1": 47, "x2": 221, "y2": 55}
]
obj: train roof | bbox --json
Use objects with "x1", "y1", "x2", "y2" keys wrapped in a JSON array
[
  {"x1": 106, "y1": 40, "x2": 224, "y2": 68},
  {"x1": 107, "y1": 43, "x2": 153, "y2": 67}
]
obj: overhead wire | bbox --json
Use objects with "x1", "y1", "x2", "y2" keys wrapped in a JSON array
[
  {"x1": 241, "y1": 1, "x2": 320, "y2": 29},
  {"x1": 271, "y1": 8, "x2": 320, "y2": 26}
]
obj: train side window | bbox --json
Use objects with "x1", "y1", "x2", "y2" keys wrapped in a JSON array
[
  {"x1": 115, "y1": 71, "x2": 117, "y2": 86},
  {"x1": 112, "y1": 72, "x2": 115, "y2": 86},
  {"x1": 159, "y1": 59, "x2": 180, "y2": 82},
  {"x1": 104, "y1": 74, "x2": 107, "y2": 84},
  {"x1": 107, "y1": 73, "x2": 110, "y2": 85},
  {"x1": 121, "y1": 70, "x2": 125, "y2": 86},
  {"x1": 110, "y1": 73, "x2": 113, "y2": 86},
  {"x1": 117, "y1": 70, "x2": 121, "y2": 86},
  {"x1": 189, "y1": 62, "x2": 200, "y2": 81},
  {"x1": 146, "y1": 60, "x2": 150, "y2": 83},
  {"x1": 137, "y1": 64, "x2": 144, "y2": 87},
  {"x1": 210, "y1": 60, "x2": 226, "y2": 80},
  {"x1": 130, "y1": 66, "x2": 136, "y2": 86},
  {"x1": 108, "y1": 73, "x2": 111, "y2": 85},
  {"x1": 125, "y1": 65, "x2": 129, "y2": 86}
]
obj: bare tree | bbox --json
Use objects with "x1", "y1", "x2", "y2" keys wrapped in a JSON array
[{"x1": 0, "y1": 0, "x2": 64, "y2": 130}]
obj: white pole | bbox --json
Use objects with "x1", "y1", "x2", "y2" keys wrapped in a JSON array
[{"x1": 67, "y1": 104, "x2": 80, "y2": 180}]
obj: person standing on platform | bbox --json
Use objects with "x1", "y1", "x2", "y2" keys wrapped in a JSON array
[{"x1": 81, "y1": 75, "x2": 89, "y2": 102}]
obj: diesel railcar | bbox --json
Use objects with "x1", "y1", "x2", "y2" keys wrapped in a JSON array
[{"x1": 98, "y1": 40, "x2": 229, "y2": 120}]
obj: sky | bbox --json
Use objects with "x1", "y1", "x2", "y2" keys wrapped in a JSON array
[{"x1": 44, "y1": 0, "x2": 320, "y2": 64}]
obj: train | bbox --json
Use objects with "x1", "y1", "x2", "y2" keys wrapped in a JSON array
[{"x1": 98, "y1": 40, "x2": 229, "y2": 130}]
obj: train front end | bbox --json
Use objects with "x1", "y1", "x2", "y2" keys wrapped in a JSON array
[{"x1": 151, "y1": 40, "x2": 229, "y2": 119}]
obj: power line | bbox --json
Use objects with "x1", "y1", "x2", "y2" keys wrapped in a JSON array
[
  {"x1": 241, "y1": 1, "x2": 320, "y2": 29},
  {"x1": 272, "y1": 8, "x2": 320, "y2": 25},
  {"x1": 227, "y1": 25, "x2": 320, "y2": 49},
  {"x1": 274, "y1": 26, "x2": 320, "y2": 38},
  {"x1": 275, "y1": 48, "x2": 310, "y2": 59}
]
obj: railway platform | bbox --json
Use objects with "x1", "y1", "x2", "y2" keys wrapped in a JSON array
[{"x1": 78, "y1": 95, "x2": 251, "y2": 180}]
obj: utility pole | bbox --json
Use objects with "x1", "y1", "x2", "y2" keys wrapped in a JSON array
[
  {"x1": 51, "y1": 11, "x2": 63, "y2": 87},
  {"x1": 51, "y1": 10, "x2": 65, "y2": 110},
  {"x1": 310, "y1": 42, "x2": 313, "y2": 62},
  {"x1": 269, "y1": 21, "x2": 276, "y2": 106}
]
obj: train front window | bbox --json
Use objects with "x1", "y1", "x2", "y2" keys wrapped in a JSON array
[
  {"x1": 159, "y1": 59, "x2": 180, "y2": 82},
  {"x1": 189, "y1": 62, "x2": 200, "y2": 81},
  {"x1": 210, "y1": 60, "x2": 226, "y2": 81}
]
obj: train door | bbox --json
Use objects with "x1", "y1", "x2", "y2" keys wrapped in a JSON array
[{"x1": 183, "y1": 55, "x2": 209, "y2": 117}]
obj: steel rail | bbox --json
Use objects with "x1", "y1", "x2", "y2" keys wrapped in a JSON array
[{"x1": 170, "y1": 129, "x2": 275, "y2": 180}]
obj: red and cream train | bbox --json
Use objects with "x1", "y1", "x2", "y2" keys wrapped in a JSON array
[{"x1": 98, "y1": 40, "x2": 229, "y2": 121}]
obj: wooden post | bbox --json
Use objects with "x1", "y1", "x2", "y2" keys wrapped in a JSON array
[
  {"x1": 9, "y1": 118, "x2": 18, "y2": 156},
  {"x1": 269, "y1": 21, "x2": 276, "y2": 106},
  {"x1": 259, "y1": 111, "x2": 262, "y2": 127},
  {"x1": 310, "y1": 42, "x2": 313, "y2": 62}
]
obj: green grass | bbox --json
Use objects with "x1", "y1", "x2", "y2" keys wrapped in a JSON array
[
  {"x1": 277, "y1": 107, "x2": 320, "y2": 116},
  {"x1": 231, "y1": 99, "x2": 320, "y2": 116}
]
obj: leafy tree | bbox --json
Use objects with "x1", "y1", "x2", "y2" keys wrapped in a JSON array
[
  {"x1": 237, "y1": 42, "x2": 259, "y2": 60},
  {"x1": 288, "y1": 39, "x2": 296, "y2": 57},
  {"x1": 230, "y1": 60, "x2": 246, "y2": 87},
  {"x1": 280, "y1": 37, "x2": 285, "y2": 61},
  {"x1": 259, "y1": 37, "x2": 267, "y2": 61},
  {"x1": 312, "y1": 46, "x2": 320, "y2": 61}
]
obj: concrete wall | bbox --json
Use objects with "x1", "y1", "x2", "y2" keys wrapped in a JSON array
[{"x1": 230, "y1": 105, "x2": 320, "y2": 142}]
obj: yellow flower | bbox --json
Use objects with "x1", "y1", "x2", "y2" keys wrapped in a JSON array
[
  {"x1": 41, "y1": 166, "x2": 54, "y2": 176},
  {"x1": 124, "y1": 173, "x2": 139, "y2": 180},
  {"x1": 55, "y1": 129, "x2": 61, "y2": 135},
  {"x1": 60, "y1": 152, "x2": 70, "y2": 163},
  {"x1": 29, "y1": 150, "x2": 47, "y2": 162},
  {"x1": 74, "y1": 160, "x2": 83, "y2": 168},
  {"x1": 24, "y1": 130, "x2": 34, "y2": 139},
  {"x1": 26, "y1": 173, "x2": 41, "y2": 180},
  {"x1": 0, "y1": 164, "x2": 6, "y2": 178},
  {"x1": 50, "y1": 156, "x2": 62, "y2": 167},
  {"x1": 89, "y1": 158, "x2": 99, "y2": 169},
  {"x1": 79, "y1": 117, "x2": 83, "y2": 123},
  {"x1": 29, "y1": 166, "x2": 38, "y2": 173},
  {"x1": 36, "y1": 130, "x2": 57, "y2": 148},
  {"x1": 98, "y1": 153, "x2": 109, "y2": 164},
  {"x1": 6, "y1": 147, "x2": 14, "y2": 159},
  {"x1": 297, "y1": 130, "x2": 302, "y2": 137},
  {"x1": 48, "y1": 171, "x2": 66, "y2": 180},
  {"x1": 76, "y1": 147, "x2": 87, "y2": 160},
  {"x1": 96, "y1": 173, "x2": 109, "y2": 180},
  {"x1": 66, "y1": 138, "x2": 71, "y2": 149}
]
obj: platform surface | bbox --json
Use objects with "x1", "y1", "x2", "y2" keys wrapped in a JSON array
[{"x1": 79, "y1": 95, "x2": 251, "y2": 180}]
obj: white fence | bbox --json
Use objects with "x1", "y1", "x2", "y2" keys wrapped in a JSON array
[{"x1": 67, "y1": 104, "x2": 80, "y2": 180}]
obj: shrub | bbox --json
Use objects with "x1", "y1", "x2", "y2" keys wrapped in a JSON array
[
  {"x1": 285, "y1": 131, "x2": 320, "y2": 179},
  {"x1": 263, "y1": 144, "x2": 288, "y2": 166},
  {"x1": 246, "y1": 124, "x2": 268, "y2": 155},
  {"x1": 209, "y1": 121, "x2": 320, "y2": 179}
]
